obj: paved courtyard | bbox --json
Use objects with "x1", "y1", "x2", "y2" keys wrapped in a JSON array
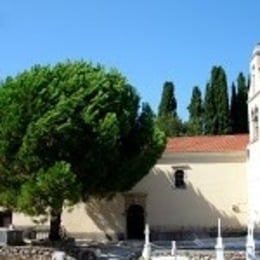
[{"x1": 75, "y1": 237, "x2": 260, "y2": 259}]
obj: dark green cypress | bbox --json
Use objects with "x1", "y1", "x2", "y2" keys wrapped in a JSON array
[
  {"x1": 204, "y1": 82, "x2": 216, "y2": 134},
  {"x1": 204, "y1": 66, "x2": 231, "y2": 134},
  {"x1": 187, "y1": 86, "x2": 203, "y2": 135},
  {"x1": 214, "y1": 66, "x2": 230, "y2": 134},
  {"x1": 157, "y1": 81, "x2": 183, "y2": 136},
  {"x1": 230, "y1": 82, "x2": 238, "y2": 133},
  {"x1": 236, "y1": 72, "x2": 248, "y2": 133},
  {"x1": 158, "y1": 81, "x2": 177, "y2": 117}
]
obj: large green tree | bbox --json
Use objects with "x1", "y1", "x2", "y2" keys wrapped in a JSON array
[
  {"x1": 0, "y1": 62, "x2": 166, "y2": 240},
  {"x1": 186, "y1": 86, "x2": 203, "y2": 135},
  {"x1": 203, "y1": 66, "x2": 230, "y2": 134},
  {"x1": 157, "y1": 81, "x2": 183, "y2": 136}
]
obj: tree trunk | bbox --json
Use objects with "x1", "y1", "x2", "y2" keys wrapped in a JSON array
[{"x1": 49, "y1": 209, "x2": 62, "y2": 241}]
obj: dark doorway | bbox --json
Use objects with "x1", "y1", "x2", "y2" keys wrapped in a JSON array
[
  {"x1": 175, "y1": 170, "x2": 186, "y2": 189},
  {"x1": 0, "y1": 211, "x2": 12, "y2": 227},
  {"x1": 127, "y1": 204, "x2": 145, "y2": 239}
]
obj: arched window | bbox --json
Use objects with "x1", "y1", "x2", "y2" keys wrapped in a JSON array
[
  {"x1": 251, "y1": 64, "x2": 255, "y2": 95},
  {"x1": 252, "y1": 106, "x2": 259, "y2": 141},
  {"x1": 174, "y1": 170, "x2": 186, "y2": 189},
  {"x1": 255, "y1": 107, "x2": 259, "y2": 140}
]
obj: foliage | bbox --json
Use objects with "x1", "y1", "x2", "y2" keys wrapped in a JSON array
[
  {"x1": 230, "y1": 82, "x2": 238, "y2": 133},
  {"x1": 0, "y1": 62, "x2": 166, "y2": 239},
  {"x1": 235, "y1": 72, "x2": 248, "y2": 133},
  {"x1": 157, "y1": 81, "x2": 183, "y2": 136},
  {"x1": 158, "y1": 81, "x2": 177, "y2": 117},
  {"x1": 186, "y1": 86, "x2": 203, "y2": 135},
  {"x1": 203, "y1": 66, "x2": 230, "y2": 134},
  {"x1": 203, "y1": 82, "x2": 216, "y2": 134},
  {"x1": 18, "y1": 161, "x2": 80, "y2": 216},
  {"x1": 156, "y1": 115, "x2": 184, "y2": 137},
  {"x1": 230, "y1": 73, "x2": 248, "y2": 133}
]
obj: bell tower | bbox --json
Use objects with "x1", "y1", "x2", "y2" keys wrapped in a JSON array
[
  {"x1": 247, "y1": 44, "x2": 260, "y2": 224},
  {"x1": 248, "y1": 44, "x2": 260, "y2": 142}
]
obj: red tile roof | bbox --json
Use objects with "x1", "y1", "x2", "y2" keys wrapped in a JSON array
[{"x1": 166, "y1": 134, "x2": 249, "y2": 153}]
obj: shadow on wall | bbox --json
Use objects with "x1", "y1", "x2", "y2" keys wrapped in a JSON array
[
  {"x1": 84, "y1": 165, "x2": 247, "y2": 240},
  {"x1": 85, "y1": 195, "x2": 125, "y2": 240},
  {"x1": 143, "y1": 166, "x2": 247, "y2": 239}
]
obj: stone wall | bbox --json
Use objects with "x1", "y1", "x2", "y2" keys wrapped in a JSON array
[
  {"x1": 166, "y1": 250, "x2": 246, "y2": 260},
  {"x1": 0, "y1": 246, "x2": 99, "y2": 260},
  {"x1": 0, "y1": 246, "x2": 255, "y2": 260},
  {"x1": 0, "y1": 246, "x2": 55, "y2": 260}
]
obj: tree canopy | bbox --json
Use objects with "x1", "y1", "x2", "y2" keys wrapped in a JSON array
[
  {"x1": 155, "y1": 66, "x2": 249, "y2": 137},
  {"x1": 230, "y1": 82, "x2": 238, "y2": 133},
  {"x1": 204, "y1": 66, "x2": 230, "y2": 134},
  {"x1": 186, "y1": 86, "x2": 203, "y2": 135},
  {"x1": 158, "y1": 81, "x2": 177, "y2": 117},
  {"x1": 157, "y1": 81, "x2": 183, "y2": 136},
  {"x1": 0, "y1": 61, "x2": 166, "y2": 240},
  {"x1": 235, "y1": 72, "x2": 248, "y2": 133}
]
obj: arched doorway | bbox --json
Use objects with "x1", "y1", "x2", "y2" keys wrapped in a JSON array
[{"x1": 127, "y1": 204, "x2": 145, "y2": 239}]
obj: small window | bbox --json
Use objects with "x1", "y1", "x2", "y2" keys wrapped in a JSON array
[
  {"x1": 252, "y1": 106, "x2": 259, "y2": 141},
  {"x1": 251, "y1": 73, "x2": 255, "y2": 95},
  {"x1": 174, "y1": 170, "x2": 186, "y2": 189},
  {"x1": 255, "y1": 107, "x2": 259, "y2": 140}
]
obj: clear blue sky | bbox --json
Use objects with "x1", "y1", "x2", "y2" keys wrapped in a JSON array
[{"x1": 1, "y1": 1, "x2": 260, "y2": 120}]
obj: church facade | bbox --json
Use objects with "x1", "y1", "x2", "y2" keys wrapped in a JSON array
[
  {"x1": 11, "y1": 134, "x2": 249, "y2": 240},
  {"x1": 2, "y1": 45, "x2": 260, "y2": 240}
]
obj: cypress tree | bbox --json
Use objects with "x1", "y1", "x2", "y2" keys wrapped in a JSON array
[
  {"x1": 236, "y1": 72, "x2": 248, "y2": 133},
  {"x1": 187, "y1": 86, "x2": 203, "y2": 135},
  {"x1": 204, "y1": 66, "x2": 230, "y2": 134},
  {"x1": 204, "y1": 82, "x2": 216, "y2": 134},
  {"x1": 158, "y1": 81, "x2": 177, "y2": 117},
  {"x1": 230, "y1": 82, "x2": 238, "y2": 133},
  {"x1": 214, "y1": 66, "x2": 230, "y2": 134},
  {"x1": 157, "y1": 81, "x2": 182, "y2": 136}
]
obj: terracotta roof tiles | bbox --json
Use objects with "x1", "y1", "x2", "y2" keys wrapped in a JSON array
[{"x1": 166, "y1": 134, "x2": 249, "y2": 153}]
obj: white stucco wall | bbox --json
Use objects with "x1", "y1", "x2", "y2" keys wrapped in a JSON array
[
  {"x1": 247, "y1": 141, "x2": 260, "y2": 224},
  {"x1": 132, "y1": 152, "x2": 248, "y2": 230},
  {"x1": 13, "y1": 195, "x2": 125, "y2": 239}
]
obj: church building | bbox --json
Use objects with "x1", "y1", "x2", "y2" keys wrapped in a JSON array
[{"x1": 2, "y1": 45, "x2": 260, "y2": 241}]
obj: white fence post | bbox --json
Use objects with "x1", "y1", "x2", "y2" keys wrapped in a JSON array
[
  {"x1": 215, "y1": 218, "x2": 224, "y2": 260},
  {"x1": 246, "y1": 221, "x2": 255, "y2": 260},
  {"x1": 51, "y1": 251, "x2": 65, "y2": 260},
  {"x1": 171, "y1": 240, "x2": 177, "y2": 259},
  {"x1": 142, "y1": 223, "x2": 151, "y2": 260}
]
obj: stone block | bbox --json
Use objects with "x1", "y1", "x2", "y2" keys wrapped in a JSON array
[{"x1": 0, "y1": 228, "x2": 23, "y2": 245}]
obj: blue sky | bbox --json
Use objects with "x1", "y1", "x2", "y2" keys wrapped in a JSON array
[{"x1": 1, "y1": 1, "x2": 260, "y2": 120}]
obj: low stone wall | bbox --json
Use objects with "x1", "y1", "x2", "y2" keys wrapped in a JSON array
[
  {"x1": 0, "y1": 246, "x2": 98, "y2": 260},
  {"x1": 0, "y1": 246, "x2": 55, "y2": 260},
  {"x1": 176, "y1": 250, "x2": 246, "y2": 260},
  {"x1": 0, "y1": 246, "x2": 253, "y2": 260}
]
